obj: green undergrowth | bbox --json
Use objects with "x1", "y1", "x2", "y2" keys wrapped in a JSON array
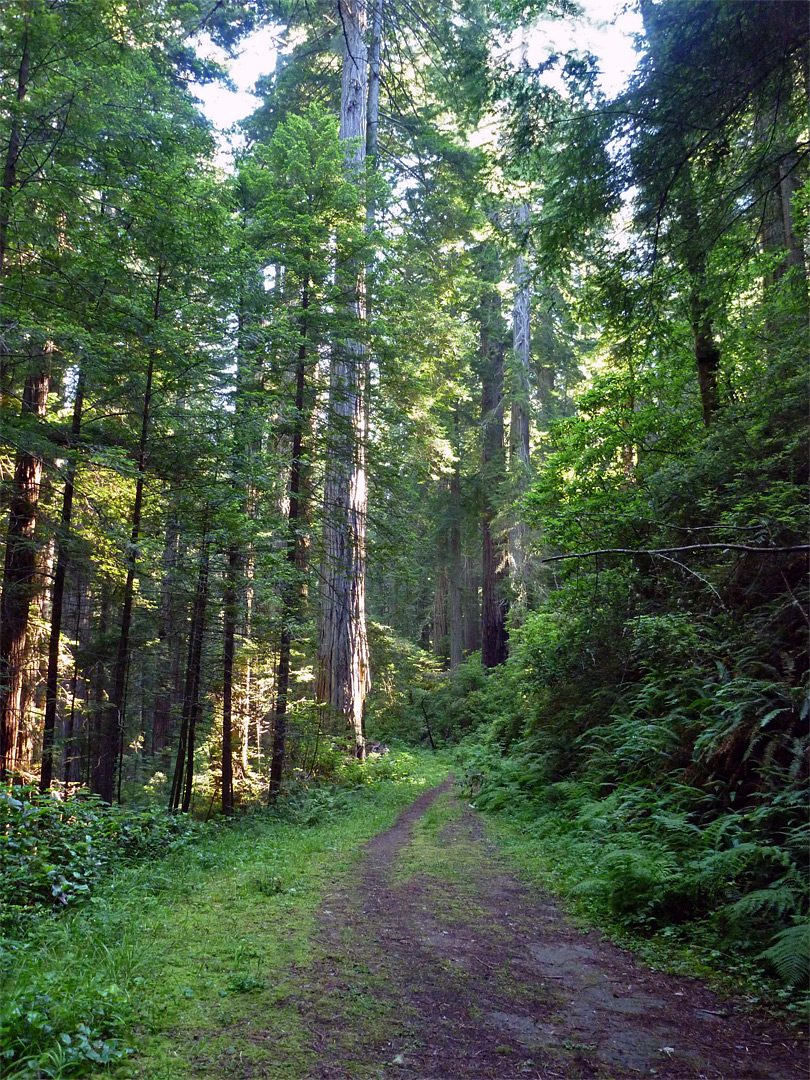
[
  {"x1": 1, "y1": 749, "x2": 450, "y2": 1079},
  {"x1": 0, "y1": 786, "x2": 203, "y2": 934}
]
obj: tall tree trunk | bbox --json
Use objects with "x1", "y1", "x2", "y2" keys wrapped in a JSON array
[
  {"x1": 222, "y1": 545, "x2": 238, "y2": 814},
  {"x1": 480, "y1": 280, "x2": 508, "y2": 668},
  {"x1": 688, "y1": 282, "x2": 721, "y2": 427},
  {"x1": 94, "y1": 264, "x2": 163, "y2": 801},
  {"x1": 40, "y1": 369, "x2": 84, "y2": 791},
  {"x1": 93, "y1": 347, "x2": 156, "y2": 801},
  {"x1": 0, "y1": 19, "x2": 29, "y2": 404},
  {"x1": 316, "y1": 0, "x2": 370, "y2": 759},
  {"x1": 270, "y1": 283, "x2": 311, "y2": 799},
  {"x1": 182, "y1": 537, "x2": 210, "y2": 814},
  {"x1": 639, "y1": 0, "x2": 721, "y2": 428},
  {"x1": 152, "y1": 512, "x2": 181, "y2": 754},
  {"x1": 62, "y1": 572, "x2": 85, "y2": 785},
  {"x1": 366, "y1": 0, "x2": 382, "y2": 168},
  {"x1": 0, "y1": 346, "x2": 50, "y2": 778},
  {"x1": 463, "y1": 556, "x2": 480, "y2": 656},
  {"x1": 448, "y1": 455, "x2": 464, "y2": 672},
  {"x1": 433, "y1": 565, "x2": 448, "y2": 665},
  {"x1": 761, "y1": 148, "x2": 808, "y2": 296},
  {"x1": 509, "y1": 204, "x2": 532, "y2": 610},
  {"x1": 169, "y1": 533, "x2": 210, "y2": 813}
]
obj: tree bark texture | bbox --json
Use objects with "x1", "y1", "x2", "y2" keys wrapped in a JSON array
[
  {"x1": 480, "y1": 284, "x2": 508, "y2": 668},
  {"x1": 463, "y1": 557, "x2": 481, "y2": 656},
  {"x1": 169, "y1": 535, "x2": 210, "y2": 813},
  {"x1": 432, "y1": 565, "x2": 448, "y2": 664},
  {"x1": 509, "y1": 204, "x2": 532, "y2": 607},
  {"x1": 40, "y1": 368, "x2": 84, "y2": 791},
  {"x1": 0, "y1": 20, "x2": 29, "y2": 403},
  {"x1": 448, "y1": 460, "x2": 464, "y2": 672},
  {"x1": 316, "y1": 0, "x2": 370, "y2": 758},
  {"x1": 93, "y1": 349, "x2": 155, "y2": 801},
  {"x1": 222, "y1": 544, "x2": 238, "y2": 814},
  {"x1": 270, "y1": 284, "x2": 311, "y2": 798},
  {"x1": 0, "y1": 348, "x2": 49, "y2": 777}
]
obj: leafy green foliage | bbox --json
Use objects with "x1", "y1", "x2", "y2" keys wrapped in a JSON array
[
  {"x1": 0, "y1": 786, "x2": 200, "y2": 931},
  {"x1": 762, "y1": 920, "x2": 810, "y2": 989}
]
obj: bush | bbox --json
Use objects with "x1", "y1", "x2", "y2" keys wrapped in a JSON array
[{"x1": 0, "y1": 786, "x2": 201, "y2": 930}]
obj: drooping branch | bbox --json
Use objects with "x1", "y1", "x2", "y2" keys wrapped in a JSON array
[{"x1": 542, "y1": 545, "x2": 810, "y2": 562}]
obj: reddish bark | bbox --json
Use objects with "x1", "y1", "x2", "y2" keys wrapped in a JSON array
[{"x1": 0, "y1": 352, "x2": 49, "y2": 777}]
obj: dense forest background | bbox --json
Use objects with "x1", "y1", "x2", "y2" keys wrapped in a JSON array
[{"x1": 1, "y1": 0, "x2": 808, "y2": 1024}]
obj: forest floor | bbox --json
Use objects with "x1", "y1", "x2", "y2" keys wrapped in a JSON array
[{"x1": 126, "y1": 777, "x2": 808, "y2": 1080}]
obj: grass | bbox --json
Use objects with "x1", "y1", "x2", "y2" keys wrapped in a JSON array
[
  {"x1": 394, "y1": 788, "x2": 474, "y2": 885},
  {"x1": 1, "y1": 749, "x2": 450, "y2": 1079}
]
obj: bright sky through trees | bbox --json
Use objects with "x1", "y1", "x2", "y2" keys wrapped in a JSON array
[{"x1": 193, "y1": 1, "x2": 642, "y2": 138}]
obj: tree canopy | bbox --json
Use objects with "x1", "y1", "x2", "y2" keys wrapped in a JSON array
[{"x1": 0, "y1": 0, "x2": 807, "y2": 1017}]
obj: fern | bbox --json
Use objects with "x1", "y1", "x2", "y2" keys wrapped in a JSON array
[
  {"x1": 726, "y1": 883, "x2": 801, "y2": 924},
  {"x1": 761, "y1": 920, "x2": 810, "y2": 987}
]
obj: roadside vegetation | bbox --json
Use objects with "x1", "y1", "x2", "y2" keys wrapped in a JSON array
[
  {"x1": 0, "y1": 750, "x2": 450, "y2": 1079},
  {"x1": 432, "y1": 613, "x2": 808, "y2": 1023}
]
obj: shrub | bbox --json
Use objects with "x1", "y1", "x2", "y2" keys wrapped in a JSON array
[{"x1": 0, "y1": 786, "x2": 201, "y2": 930}]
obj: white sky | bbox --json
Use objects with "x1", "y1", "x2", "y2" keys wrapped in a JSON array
[{"x1": 193, "y1": 1, "x2": 641, "y2": 147}]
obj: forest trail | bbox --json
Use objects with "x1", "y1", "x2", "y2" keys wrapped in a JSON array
[{"x1": 251, "y1": 779, "x2": 806, "y2": 1080}]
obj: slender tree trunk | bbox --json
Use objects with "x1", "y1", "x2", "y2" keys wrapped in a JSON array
[
  {"x1": 480, "y1": 282, "x2": 508, "y2": 668},
  {"x1": 509, "y1": 204, "x2": 532, "y2": 609},
  {"x1": 433, "y1": 565, "x2": 448, "y2": 665},
  {"x1": 94, "y1": 265, "x2": 163, "y2": 801},
  {"x1": 221, "y1": 545, "x2": 238, "y2": 814},
  {"x1": 40, "y1": 370, "x2": 84, "y2": 791},
  {"x1": 777, "y1": 158, "x2": 806, "y2": 285},
  {"x1": 639, "y1": 0, "x2": 720, "y2": 428},
  {"x1": 761, "y1": 149, "x2": 808, "y2": 296},
  {"x1": 0, "y1": 20, "x2": 29, "y2": 404},
  {"x1": 152, "y1": 513, "x2": 181, "y2": 754},
  {"x1": 0, "y1": 347, "x2": 50, "y2": 778},
  {"x1": 448, "y1": 456, "x2": 464, "y2": 672},
  {"x1": 270, "y1": 283, "x2": 311, "y2": 799},
  {"x1": 94, "y1": 349, "x2": 156, "y2": 801},
  {"x1": 62, "y1": 577, "x2": 84, "y2": 785},
  {"x1": 169, "y1": 534, "x2": 210, "y2": 812},
  {"x1": 689, "y1": 289, "x2": 721, "y2": 426},
  {"x1": 317, "y1": 0, "x2": 370, "y2": 759},
  {"x1": 182, "y1": 537, "x2": 210, "y2": 814}
]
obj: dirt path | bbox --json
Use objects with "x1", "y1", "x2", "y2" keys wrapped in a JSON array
[{"x1": 271, "y1": 780, "x2": 806, "y2": 1080}]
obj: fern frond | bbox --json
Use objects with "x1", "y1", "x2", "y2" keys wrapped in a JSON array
[
  {"x1": 726, "y1": 884, "x2": 800, "y2": 923},
  {"x1": 761, "y1": 920, "x2": 810, "y2": 987}
]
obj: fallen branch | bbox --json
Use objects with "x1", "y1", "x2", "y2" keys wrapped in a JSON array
[{"x1": 542, "y1": 544, "x2": 810, "y2": 562}]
